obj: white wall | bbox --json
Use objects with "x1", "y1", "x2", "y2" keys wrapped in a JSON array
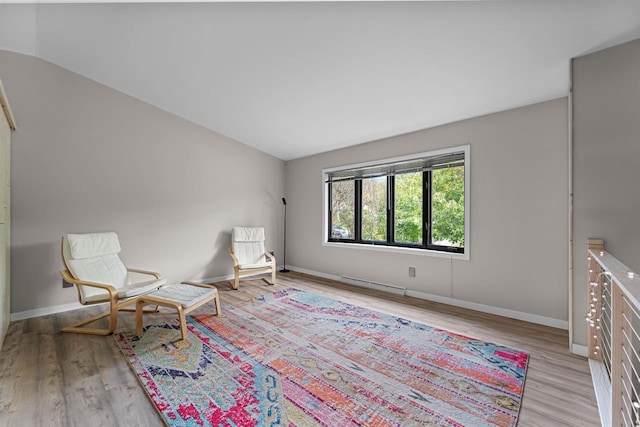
[
  {"x1": 285, "y1": 98, "x2": 569, "y2": 325},
  {"x1": 0, "y1": 50, "x2": 285, "y2": 316},
  {"x1": 572, "y1": 38, "x2": 640, "y2": 347}
]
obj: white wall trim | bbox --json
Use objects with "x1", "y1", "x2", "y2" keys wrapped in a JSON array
[
  {"x1": 186, "y1": 274, "x2": 236, "y2": 285},
  {"x1": 10, "y1": 301, "x2": 85, "y2": 321},
  {"x1": 404, "y1": 289, "x2": 568, "y2": 330},
  {"x1": 10, "y1": 273, "x2": 238, "y2": 321},
  {"x1": 11, "y1": 267, "x2": 569, "y2": 332},
  {"x1": 572, "y1": 343, "x2": 589, "y2": 357},
  {"x1": 287, "y1": 265, "x2": 341, "y2": 281},
  {"x1": 288, "y1": 265, "x2": 569, "y2": 330}
]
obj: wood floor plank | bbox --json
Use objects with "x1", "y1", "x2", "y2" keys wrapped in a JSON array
[{"x1": 0, "y1": 272, "x2": 600, "y2": 426}]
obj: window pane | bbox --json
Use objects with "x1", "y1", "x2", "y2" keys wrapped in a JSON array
[
  {"x1": 431, "y1": 166, "x2": 465, "y2": 247},
  {"x1": 331, "y1": 181, "x2": 355, "y2": 240},
  {"x1": 394, "y1": 172, "x2": 423, "y2": 244},
  {"x1": 361, "y1": 177, "x2": 387, "y2": 241}
]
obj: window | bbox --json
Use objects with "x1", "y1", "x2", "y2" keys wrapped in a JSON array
[
  {"x1": 330, "y1": 180, "x2": 355, "y2": 240},
  {"x1": 324, "y1": 145, "x2": 469, "y2": 256}
]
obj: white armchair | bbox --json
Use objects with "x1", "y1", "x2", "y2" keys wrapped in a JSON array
[
  {"x1": 59, "y1": 232, "x2": 166, "y2": 335},
  {"x1": 228, "y1": 226, "x2": 276, "y2": 289}
]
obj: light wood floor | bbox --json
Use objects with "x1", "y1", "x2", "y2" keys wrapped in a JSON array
[{"x1": 0, "y1": 272, "x2": 599, "y2": 426}]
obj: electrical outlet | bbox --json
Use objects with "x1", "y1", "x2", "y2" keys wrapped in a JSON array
[
  {"x1": 62, "y1": 278, "x2": 73, "y2": 288},
  {"x1": 409, "y1": 267, "x2": 416, "y2": 278}
]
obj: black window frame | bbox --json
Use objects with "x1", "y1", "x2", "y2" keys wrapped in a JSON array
[{"x1": 326, "y1": 150, "x2": 466, "y2": 255}]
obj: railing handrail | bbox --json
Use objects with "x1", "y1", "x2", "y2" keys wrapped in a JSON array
[{"x1": 588, "y1": 249, "x2": 640, "y2": 311}]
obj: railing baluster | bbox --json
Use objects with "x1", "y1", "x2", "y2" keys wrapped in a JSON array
[{"x1": 587, "y1": 239, "x2": 640, "y2": 427}]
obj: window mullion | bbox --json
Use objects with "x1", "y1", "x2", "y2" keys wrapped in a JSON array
[
  {"x1": 388, "y1": 176, "x2": 394, "y2": 244},
  {"x1": 424, "y1": 171, "x2": 431, "y2": 248},
  {"x1": 355, "y1": 179, "x2": 362, "y2": 242},
  {"x1": 327, "y1": 183, "x2": 333, "y2": 240}
]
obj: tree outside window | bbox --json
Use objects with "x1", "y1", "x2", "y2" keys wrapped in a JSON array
[
  {"x1": 330, "y1": 180, "x2": 354, "y2": 239},
  {"x1": 326, "y1": 147, "x2": 467, "y2": 255},
  {"x1": 394, "y1": 172, "x2": 422, "y2": 244},
  {"x1": 431, "y1": 166, "x2": 464, "y2": 247},
  {"x1": 362, "y1": 177, "x2": 386, "y2": 241}
]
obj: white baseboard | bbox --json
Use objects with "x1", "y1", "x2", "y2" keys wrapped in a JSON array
[
  {"x1": 286, "y1": 265, "x2": 341, "y2": 281},
  {"x1": 572, "y1": 343, "x2": 589, "y2": 357},
  {"x1": 10, "y1": 274, "x2": 237, "y2": 321},
  {"x1": 286, "y1": 265, "x2": 569, "y2": 330},
  {"x1": 186, "y1": 274, "x2": 235, "y2": 285},
  {"x1": 11, "y1": 301, "x2": 85, "y2": 321},
  {"x1": 405, "y1": 289, "x2": 569, "y2": 330},
  {"x1": 10, "y1": 266, "x2": 569, "y2": 331}
]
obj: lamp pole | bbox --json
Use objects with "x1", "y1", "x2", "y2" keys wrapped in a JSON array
[{"x1": 280, "y1": 197, "x2": 289, "y2": 272}]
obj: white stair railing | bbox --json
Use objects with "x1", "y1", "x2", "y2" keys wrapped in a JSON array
[{"x1": 587, "y1": 239, "x2": 640, "y2": 427}]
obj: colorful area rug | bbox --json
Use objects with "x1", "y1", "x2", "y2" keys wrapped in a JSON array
[{"x1": 115, "y1": 288, "x2": 528, "y2": 426}]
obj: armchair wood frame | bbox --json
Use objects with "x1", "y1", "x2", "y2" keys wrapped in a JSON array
[
  {"x1": 228, "y1": 247, "x2": 276, "y2": 290},
  {"x1": 59, "y1": 268, "x2": 161, "y2": 335}
]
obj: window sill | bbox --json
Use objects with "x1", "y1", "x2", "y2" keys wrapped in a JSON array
[{"x1": 322, "y1": 241, "x2": 469, "y2": 260}]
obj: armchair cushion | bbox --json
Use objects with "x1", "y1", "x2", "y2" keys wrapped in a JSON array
[
  {"x1": 117, "y1": 279, "x2": 168, "y2": 299},
  {"x1": 239, "y1": 261, "x2": 272, "y2": 270},
  {"x1": 65, "y1": 252, "x2": 129, "y2": 301},
  {"x1": 68, "y1": 232, "x2": 122, "y2": 259},
  {"x1": 232, "y1": 226, "x2": 267, "y2": 267},
  {"x1": 228, "y1": 226, "x2": 276, "y2": 289},
  {"x1": 232, "y1": 227, "x2": 265, "y2": 242},
  {"x1": 80, "y1": 278, "x2": 168, "y2": 304},
  {"x1": 63, "y1": 232, "x2": 164, "y2": 304}
]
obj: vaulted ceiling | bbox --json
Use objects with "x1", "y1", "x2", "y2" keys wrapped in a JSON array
[{"x1": 1, "y1": 2, "x2": 639, "y2": 160}]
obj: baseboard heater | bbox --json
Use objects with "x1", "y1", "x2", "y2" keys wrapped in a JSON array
[{"x1": 340, "y1": 276, "x2": 407, "y2": 296}]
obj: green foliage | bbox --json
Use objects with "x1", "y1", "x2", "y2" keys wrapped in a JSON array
[
  {"x1": 330, "y1": 166, "x2": 464, "y2": 247},
  {"x1": 394, "y1": 173, "x2": 422, "y2": 244},
  {"x1": 431, "y1": 167, "x2": 465, "y2": 246},
  {"x1": 361, "y1": 177, "x2": 387, "y2": 241},
  {"x1": 331, "y1": 181, "x2": 354, "y2": 238},
  {"x1": 393, "y1": 167, "x2": 465, "y2": 246}
]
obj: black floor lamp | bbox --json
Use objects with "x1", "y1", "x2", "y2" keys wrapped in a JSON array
[{"x1": 280, "y1": 197, "x2": 290, "y2": 272}]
